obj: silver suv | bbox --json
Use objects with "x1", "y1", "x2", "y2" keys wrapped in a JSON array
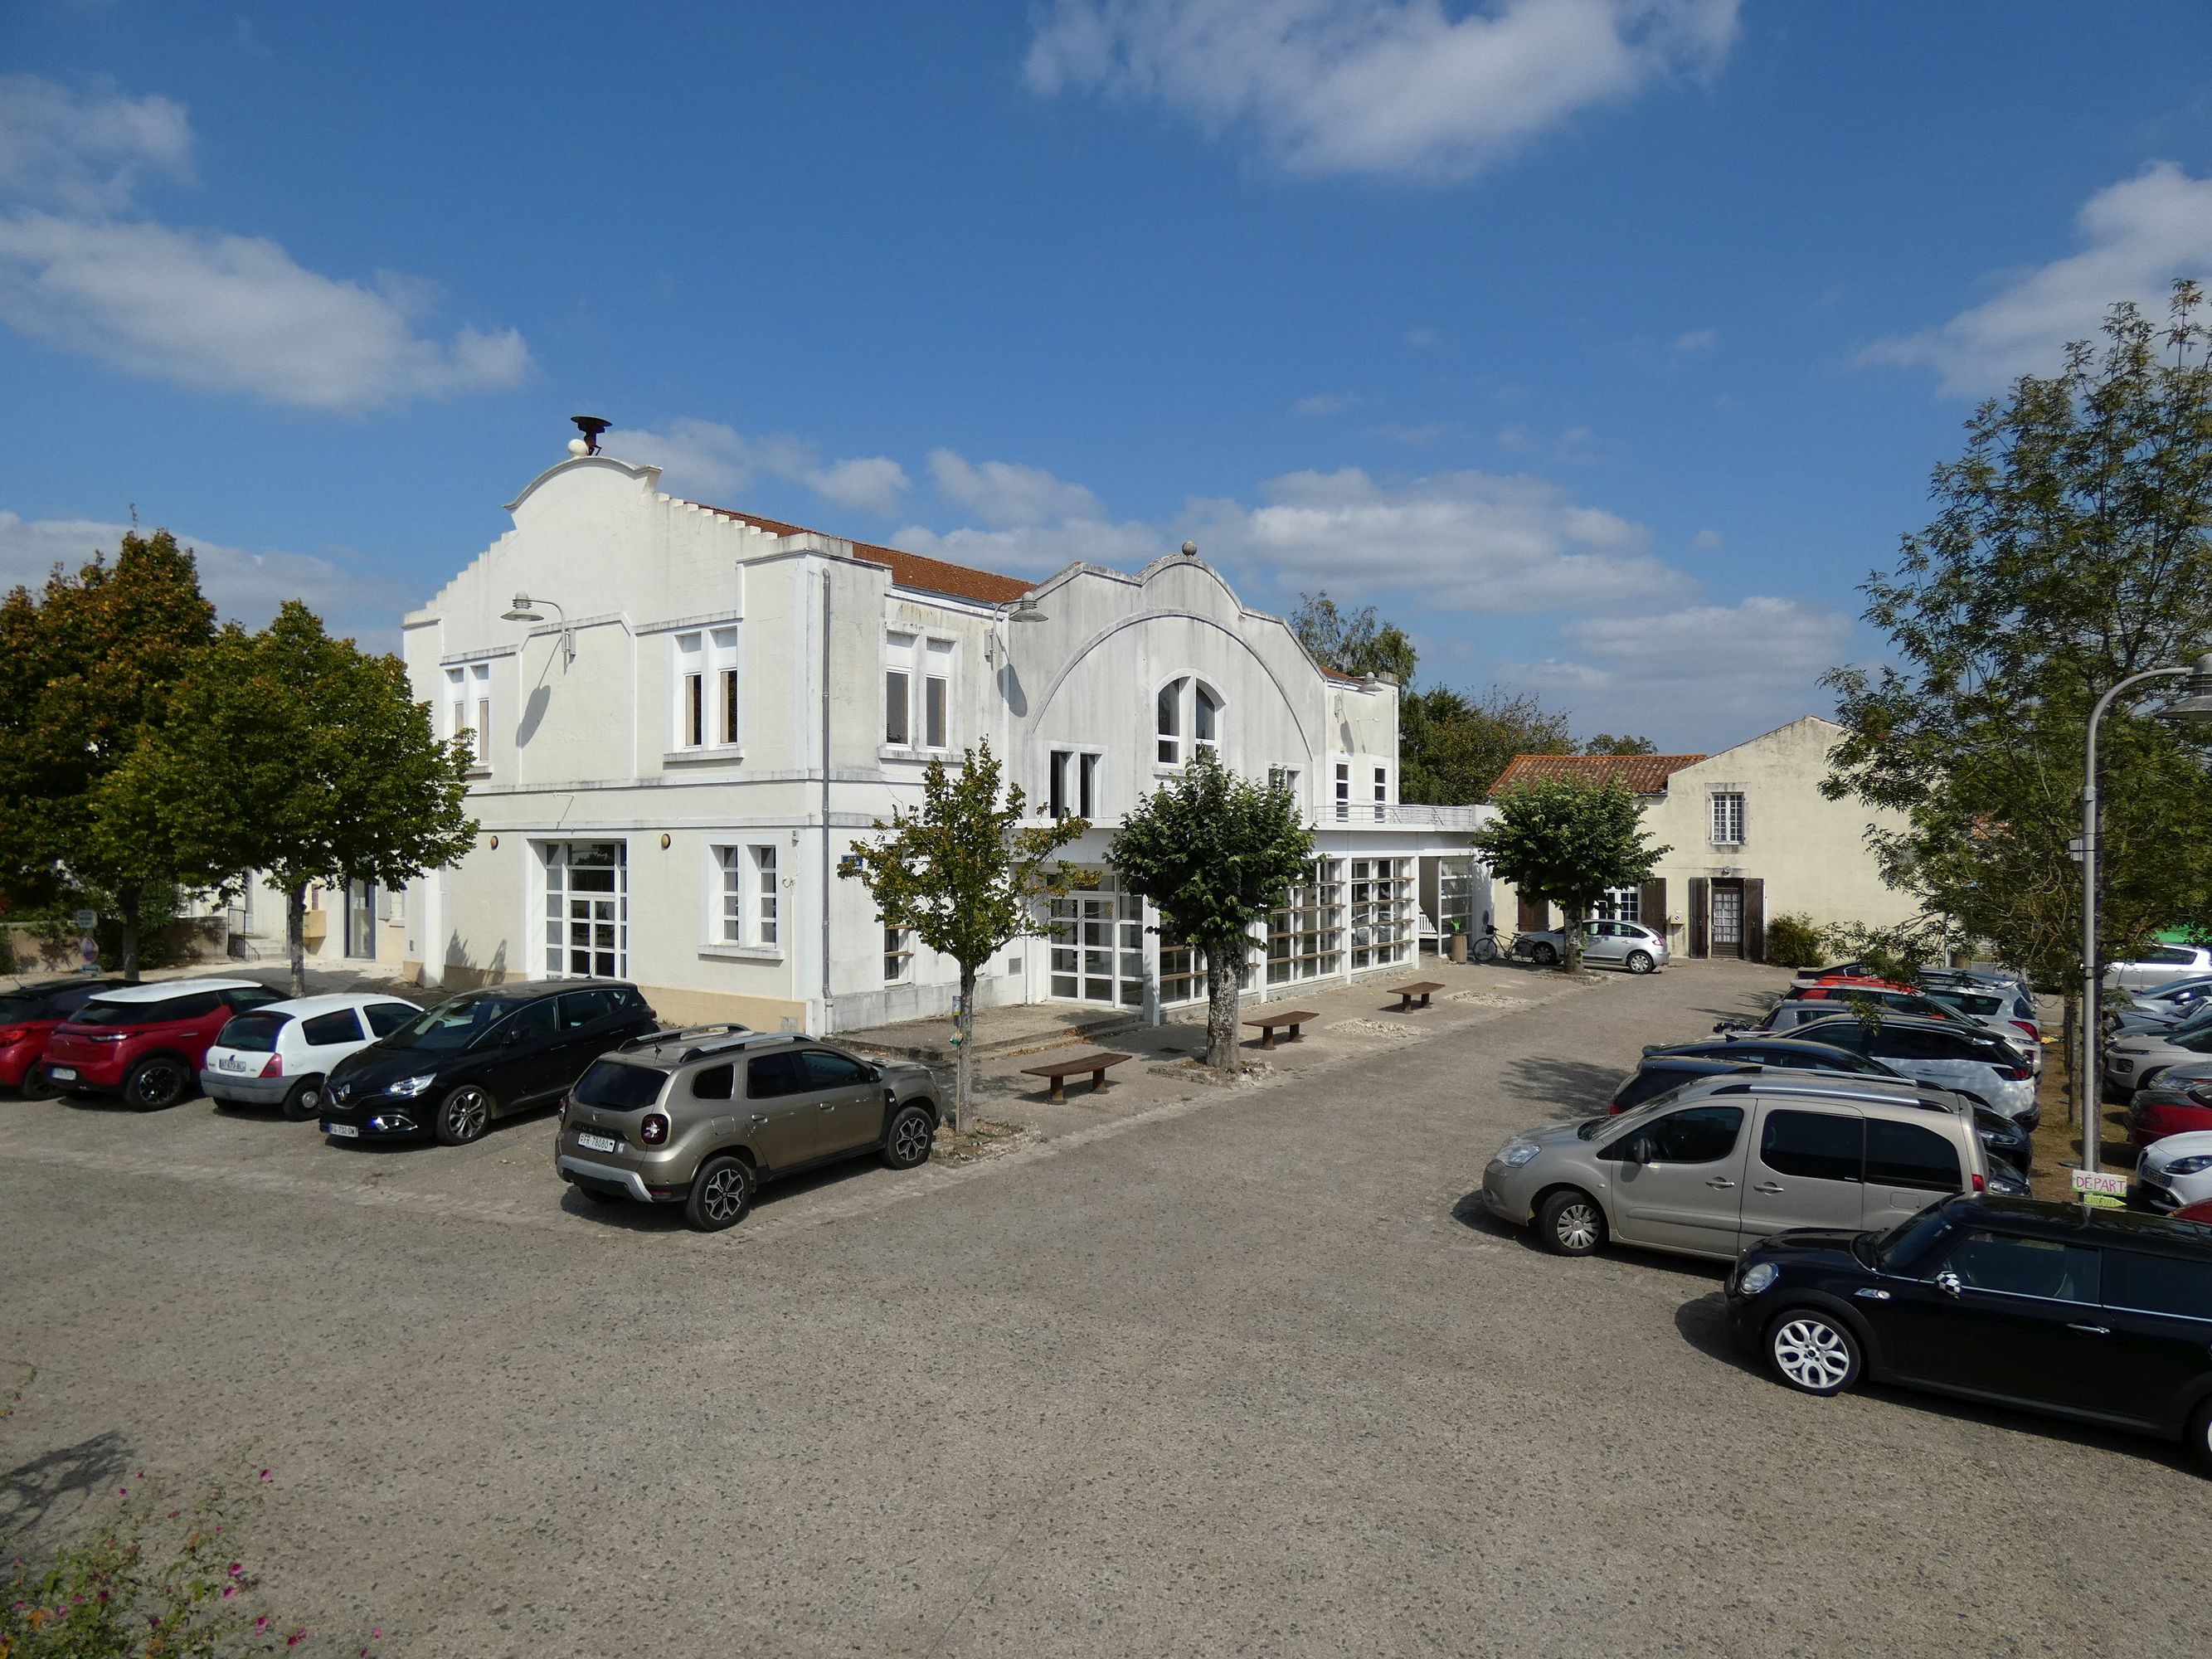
[
  {"x1": 1481, "y1": 1073, "x2": 1991, "y2": 1262},
  {"x1": 553, "y1": 1026, "x2": 941, "y2": 1231}
]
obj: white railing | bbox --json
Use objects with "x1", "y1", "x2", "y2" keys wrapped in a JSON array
[{"x1": 1329, "y1": 802, "x2": 1487, "y2": 830}]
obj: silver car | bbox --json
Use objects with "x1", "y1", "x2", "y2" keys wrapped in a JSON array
[
  {"x1": 2104, "y1": 1021, "x2": 2212, "y2": 1098},
  {"x1": 1517, "y1": 918, "x2": 1670, "y2": 974},
  {"x1": 1482, "y1": 1073, "x2": 1990, "y2": 1262},
  {"x1": 2105, "y1": 944, "x2": 2212, "y2": 991},
  {"x1": 1787, "y1": 1013, "x2": 2039, "y2": 1125}
]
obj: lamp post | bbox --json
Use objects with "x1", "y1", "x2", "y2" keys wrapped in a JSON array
[
  {"x1": 502, "y1": 592, "x2": 574, "y2": 668},
  {"x1": 2079, "y1": 652, "x2": 2212, "y2": 1175}
]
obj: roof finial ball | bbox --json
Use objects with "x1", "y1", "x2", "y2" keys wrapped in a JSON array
[
  {"x1": 569, "y1": 414, "x2": 611, "y2": 457},
  {"x1": 1181, "y1": 540, "x2": 1198, "y2": 557}
]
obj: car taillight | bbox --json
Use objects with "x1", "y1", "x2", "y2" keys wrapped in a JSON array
[
  {"x1": 0, "y1": 1026, "x2": 31, "y2": 1044},
  {"x1": 639, "y1": 1113, "x2": 669, "y2": 1146},
  {"x1": 1999, "y1": 1065, "x2": 2030, "y2": 1081},
  {"x1": 259, "y1": 1053, "x2": 283, "y2": 1078},
  {"x1": 1971, "y1": 1172, "x2": 1986, "y2": 1194},
  {"x1": 2011, "y1": 1020, "x2": 2039, "y2": 1039}
]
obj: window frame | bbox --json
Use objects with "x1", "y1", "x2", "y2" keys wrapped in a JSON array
[
  {"x1": 1710, "y1": 790, "x2": 1746, "y2": 847},
  {"x1": 884, "y1": 631, "x2": 916, "y2": 747},
  {"x1": 884, "y1": 923, "x2": 913, "y2": 985},
  {"x1": 707, "y1": 840, "x2": 782, "y2": 957}
]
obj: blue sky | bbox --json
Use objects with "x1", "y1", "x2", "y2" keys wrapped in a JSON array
[{"x1": 6, "y1": 1, "x2": 2212, "y2": 750}]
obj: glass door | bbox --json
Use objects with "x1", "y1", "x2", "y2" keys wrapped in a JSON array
[
  {"x1": 344, "y1": 879, "x2": 377, "y2": 960},
  {"x1": 543, "y1": 841, "x2": 629, "y2": 979},
  {"x1": 1048, "y1": 879, "x2": 1146, "y2": 1007}
]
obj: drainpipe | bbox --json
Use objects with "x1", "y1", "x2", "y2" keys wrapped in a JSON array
[{"x1": 820, "y1": 563, "x2": 834, "y2": 1031}]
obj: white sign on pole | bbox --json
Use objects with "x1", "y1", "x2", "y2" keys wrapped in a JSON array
[{"x1": 2069, "y1": 1168, "x2": 2128, "y2": 1198}]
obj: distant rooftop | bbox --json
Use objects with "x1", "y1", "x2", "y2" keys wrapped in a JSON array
[
  {"x1": 1489, "y1": 752, "x2": 1708, "y2": 799},
  {"x1": 693, "y1": 503, "x2": 1034, "y2": 606}
]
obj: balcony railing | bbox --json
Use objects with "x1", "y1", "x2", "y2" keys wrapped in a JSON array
[{"x1": 1326, "y1": 802, "x2": 1486, "y2": 830}]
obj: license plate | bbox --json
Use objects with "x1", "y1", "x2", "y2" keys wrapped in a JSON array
[
  {"x1": 324, "y1": 1121, "x2": 361, "y2": 1139},
  {"x1": 48, "y1": 1067, "x2": 75, "y2": 1081},
  {"x1": 575, "y1": 1131, "x2": 618, "y2": 1154},
  {"x1": 217, "y1": 1055, "x2": 249, "y2": 1073}
]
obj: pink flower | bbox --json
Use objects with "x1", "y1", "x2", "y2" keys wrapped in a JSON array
[
  {"x1": 288, "y1": 1627, "x2": 308, "y2": 1647},
  {"x1": 256, "y1": 1615, "x2": 270, "y2": 1633},
  {"x1": 116, "y1": 1486, "x2": 127, "y2": 1496},
  {"x1": 222, "y1": 1584, "x2": 236, "y2": 1599},
  {"x1": 229, "y1": 1562, "x2": 243, "y2": 1576},
  {"x1": 373, "y1": 1628, "x2": 383, "y2": 1639},
  {"x1": 259, "y1": 1469, "x2": 271, "y2": 1481}
]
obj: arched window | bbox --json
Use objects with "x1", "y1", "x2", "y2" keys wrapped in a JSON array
[
  {"x1": 1157, "y1": 679, "x2": 1184, "y2": 764},
  {"x1": 1194, "y1": 684, "x2": 1221, "y2": 753}
]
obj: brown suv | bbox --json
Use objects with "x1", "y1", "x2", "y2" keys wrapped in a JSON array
[{"x1": 552, "y1": 1026, "x2": 940, "y2": 1230}]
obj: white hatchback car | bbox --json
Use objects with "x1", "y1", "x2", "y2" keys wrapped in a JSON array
[
  {"x1": 2105, "y1": 944, "x2": 2212, "y2": 991},
  {"x1": 2136, "y1": 1131, "x2": 2212, "y2": 1214},
  {"x1": 201, "y1": 993, "x2": 421, "y2": 1120}
]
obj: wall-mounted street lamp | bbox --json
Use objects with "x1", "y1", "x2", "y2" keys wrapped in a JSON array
[
  {"x1": 503, "y1": 592, "x2": 575, "y2": 668},
  {"x1": 2079, "y1": 651, "x2": 2212, "y2": 1176}
]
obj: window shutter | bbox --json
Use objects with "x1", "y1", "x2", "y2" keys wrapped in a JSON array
[
  {"x1": 1517, "y1": 891, "x2": 1548, "y2": 932},
  {"x1": 1689, "y1": 878, "x2": 1709, "y2": 958},
  {"x1": 1640, "y1": 878, "x2": 1665, "y2": 938},
  {"x1": 1743, "y1": 878, "x2": 1766, "y2": 964}
]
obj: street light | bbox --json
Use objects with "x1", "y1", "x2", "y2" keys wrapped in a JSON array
[
  {"x1": 2079, "y1": 650, "x2": 2212, "y2": 1175},
  {"x1": 503, "y1": 591, "x2": 575, "y2": 668}
]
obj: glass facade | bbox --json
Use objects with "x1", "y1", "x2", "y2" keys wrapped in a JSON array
[
  {"x1": 1266, "y1": 859, "x2": 1344, "y2": 985},
  {"x1": 1348, "y1": 857, "x2": 1411, "y2": 971},
  {"x1": 1048, "y1": 880, "x2": 1148, "y2": 1007}
]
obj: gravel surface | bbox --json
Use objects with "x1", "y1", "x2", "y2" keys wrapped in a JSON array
[{"x1": 2, "y1": 960, "x2": 2204, "y2": 1657}]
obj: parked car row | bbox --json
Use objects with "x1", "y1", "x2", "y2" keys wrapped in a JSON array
[
  {"x1": 4, "y1": 973, "x2": 944, "y2": 1234},
  {"x1": 1485, "y1": 968, "x2": 2212, "y2": 1474}
]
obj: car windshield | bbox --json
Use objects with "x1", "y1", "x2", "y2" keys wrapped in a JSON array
[
  {"x1": 1577, "y1": 1084, "x2": 1695, "y2": 1136},
  {"x1": 379, "y1": 996, "x2": 509, "y2": 1051},
  {"x1": 1873, "y1": 1207, "x2": 1953, "y2": 1271},
  {"x1": 572, "y1": 1059, "x2": 666, "y2": 1110},
  {"x1": 216, "y1": 1013, "x2": 290, "y2": 1053},
  {"x1": 69, "y1": 996, "x2": 197, "y2": 1027},
  {"x1": 0, "y1": 992, "x2": 54, "y2": 1020}
]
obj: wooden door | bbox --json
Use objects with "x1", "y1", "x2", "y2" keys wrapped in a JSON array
[{"x1": 1709, "y1": 881, "x2": 1744, "y2": 959}]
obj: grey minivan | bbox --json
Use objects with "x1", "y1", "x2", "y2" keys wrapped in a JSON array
[{"x1": 1482, "y1": 1073, "x2": 1991, "y2": 1262}]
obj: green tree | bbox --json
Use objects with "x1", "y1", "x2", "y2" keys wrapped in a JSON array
[
  {"x1": 111, "y1": 602, "x2": 478, "y2": 995},
  {"x1": 1475, "y1": 775, "x2": 1666, "y2": 973},
  {"x1": 1401, "y1": 684, "x2": 1574, "y2": 803},
  {"x1": 1823, "y1": 285, "x2": 2212, "y2": 1059},
  {"x1": 839, "y1": 742, "x2": 1087, "y2": 1132},
  {"x1": 1582, "y1": 733, "x2": 1658, "y2": 755},
  {"x1": 0, "y1": 529, "x2": 216, "y2": 980},
  {"x1": 1109, "y1": 750, "x2": 1315, "y2": 1069},
  {"x1": 1290, "y1": 591, "x2": 1418, "y2": 684}
]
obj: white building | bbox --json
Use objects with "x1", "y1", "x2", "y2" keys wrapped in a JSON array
[{"x1": 382, "y1": 435, "x2": 1490, "y2": 1034}]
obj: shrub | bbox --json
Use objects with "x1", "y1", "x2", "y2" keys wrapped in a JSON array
[{"x1": 1764, "y1": 912, "x2": 1826, "y2": 967}]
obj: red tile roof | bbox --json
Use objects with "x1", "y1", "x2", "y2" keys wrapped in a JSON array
[
  {"x1": 698, "y1": 504, "x2": 1034, "y2": 605},
  {"x1": 1489, "y1": 752, "x2": 1707, "y2": 799}
]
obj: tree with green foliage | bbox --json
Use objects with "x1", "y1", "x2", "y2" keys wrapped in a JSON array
[
  {"x1": 111, "y1": 602, "x2": 478, "y2": 995},
  {"x1": 1475, "y1": 775, "x2": 1666, "y2": 973},
  {"x1": 1401, "y1": 684, "x2": 1575, "y2": 803},
  {"x1": 1290, "y1": 591, "x2": 1419, "y2": 684},
  {"x1": 1109, "y1": 750, "x2": 1315, "y2": 1070},
  {"x1": 1823, "y1": 285, "x2": 2212, "y2": 1067},
  {"x1": 0, "y1": 529, "x2": 216, "y2": 980},
  {"x1": 840, "y1": 742, "x2": 1088, "y2": 1132},
  {"x1": 1582, "y1": 733, "x2": 1658, "y2": 756}
]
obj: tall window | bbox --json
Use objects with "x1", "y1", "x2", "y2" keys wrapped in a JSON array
[
  {"x1": 716, "y1": 844, "x2": 778, "y2": 947},
  {"x1": 1268, "y1": 766, "x2": 1300, "y2": 801},
  {"x1": 885, "y1": 632, "x2": 916, "y2": 745},
  {"x1": 1079, "y1": 752, "x2": 1100, "y2": 818},
  {"x1": 884, "y1": 925, "x2": 912, "y2": 984},
  {"x1": 1334, "y1": 762, "x2": 1350, "y2": 823},
  {"x1": 1349, "y1": 858, "x2": 1409, "y2": 970},
  {"x1": 1373, "y1": 765, "x2": 1388, "y2": 822},
  {"x1": 755, "y1": 844, "x2": 778, "y2": 945},
  {"x1": 446, "y1": 664, "x2": 492, "y2": 769},
  {"x1": 1710, "y1": 791, "x2": 1746, "y2": 845},
  {"x1": 1194, "y1": 684, "x2": 1220, "y2": 753},
  {"x1": 1267, "y1": 859, "x2": 1344, "y2": 985},
  {"x1": 924, "y1": 639, "x2": 951, "y2": 749},
  {"x1": 1157, "y1": 679, "x2": 1183, "y2": 764},
  {"x1": 1596, "y1": 886, "x2": 1641, "y2": 923},
  {"x1": 672, "y1": 629, "x2": 740, "y2": 750},
  {"x1": 543, "y1": 841, "x2": 627, "y2": 979},
  {"x1": 1053, "y1": 750, "x2": 1101, "y2": 820}
]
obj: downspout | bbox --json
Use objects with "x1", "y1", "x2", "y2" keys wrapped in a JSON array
[{"x1": 820, "y1": 562, "x2": 834, "y2": 1028}]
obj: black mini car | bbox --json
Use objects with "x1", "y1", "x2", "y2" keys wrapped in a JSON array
[
  {"x1": 1726, "y1": 1195, "x2": 2212, "y2": 1469},
  {"x1": 319, "y1": 981, "x2": 657, "y2": 1146}
]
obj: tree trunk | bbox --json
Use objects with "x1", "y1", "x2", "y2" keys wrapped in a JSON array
[
  {"x1": 287, "y1": 883, "x2": 309, "y2": 998},
  {"x1": 1563, "y1": 906, "x2": 1582, "y2": 975},
  {"x1": 955, "y1": 964, "x2": 977, "y2": 1136},
  {"x1": 1204, "y1": 943, "x2": 1240, "y2": 1071},
  {"x1": 117, "y1": 885, "x2": 142, "y2": 984}
]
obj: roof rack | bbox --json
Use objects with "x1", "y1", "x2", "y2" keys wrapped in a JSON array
[
  {"x1": 619, "y1": 1021, "x2": 752, "y2": 1055},
  {"x1": 1704, "y1": 1075, "x2": 1930, "y2": 1108}
]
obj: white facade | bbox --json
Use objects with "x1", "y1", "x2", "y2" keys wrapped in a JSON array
[{"x1": 396, "y1": 445, "x2": 1490, "y2": 1033}]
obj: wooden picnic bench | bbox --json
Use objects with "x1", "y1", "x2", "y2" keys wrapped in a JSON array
[
  {"x1": 1242, "y1": 1010, "x2": 1320, "y2": 1049},
  {"x1": 1018, "y1": 1049, "x2": 1133, "y2": 1102},
  {"x1": 1392, "y1": 980, "x2": 1446, "y2": 1012}
]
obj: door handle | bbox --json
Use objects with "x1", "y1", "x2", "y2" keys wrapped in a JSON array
[
  {"x1": 1705, "y1": 1178, "x2": 1736, "y2": 1189},
  {"x1": 2066, "y1": 1323, "x2": 2111, "y2": 1335},
  {"x1": 817, "y1": 1101, "x2": 836, "y2": 1111},
  {"x1": 1753, "y1": 1182, "x2": 1785, "y2": 1194},
  {"x1": 748, "y1": 1112, "x2": 767, "y2": 1125}
]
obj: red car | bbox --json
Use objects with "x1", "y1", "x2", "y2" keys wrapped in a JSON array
[
  {"x1": 2127, "y1": 1082, "x2": 2212, "y2": 1149},
  {"x1": 2175, "y1": 1198, "x2": 2212, "y2": 1224},
  {"x1": 40, "y1": 977, "x2": 286, "y2": 1110},
  {"x1": 0, "y1": 976, "x2": 127, "y2": 1097}
]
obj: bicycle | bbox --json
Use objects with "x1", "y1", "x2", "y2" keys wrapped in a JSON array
[{"x1": 1471, "y1": 926, "x2": 1501, "y2": 963}]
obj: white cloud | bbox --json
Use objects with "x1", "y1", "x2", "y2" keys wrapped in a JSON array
[
  {"x1": 0, "y1": 74, "x2": 530, "y2": 410},
  {"x1": 1291, "y1": 392, "x2": 1360, "y2": 416},
  {"x1": 1025, "y1": 0, "x2": 1743, "y2": 180},
  {"x1": 0, "y1": 75, "x2": 192, "y2": 212},
  {"x1": 1404, "y1": 325, "x2": 1441, "y2": 348},
  {"x1": 928, "y1": 450, "x2": 1105, "y2": 527},
  {"x1": 599, "y1": 420, "x2": 908, "y2": 516},
  {"x1": 0, "y1": 510, "x2": 416, "y2": 654},
  {"x1": 1672, "y1": 326, "x2": 1718, "y2": 353},
  {"x1": 1691, "y1": 527, "x2": 1722, "y2": 548},
  {"x1": 892, "y1": 518, "x2": 1161, "y2": 577},
  {"x1": 1863, "y1": 162, "x2": 2212, "y2": 396},
  {"x1": 1499, "y1": 595, "x2": 1850, "y2": 741},
  {"x1": 1191, "y1": 465, "x2": 1690, "y2": 612}
]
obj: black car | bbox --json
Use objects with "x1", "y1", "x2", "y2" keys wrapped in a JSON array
[
  {"x1": 1605, "y1": 1055, "x2": 1757, "y2": 1114},
  {"x1": 320, "y1": 981, "x2": 657, "y2": 1146},
  {"x1": 1725, "y1": 1195, "x2": 2212, "y2": 1469}
]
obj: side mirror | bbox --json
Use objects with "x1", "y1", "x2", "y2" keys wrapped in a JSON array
[{"x1": 1935, "y1": 1269, "x2": 1962, "y2": 1298}]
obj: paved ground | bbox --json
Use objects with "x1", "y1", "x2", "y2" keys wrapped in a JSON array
[{"x1": 2, "y1": 961, "x2": 2205, "y2": 1657}]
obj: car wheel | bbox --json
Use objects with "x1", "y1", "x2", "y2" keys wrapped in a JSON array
[
  {"x1": 685, "y1": 1155, "x2": 752, "y2": 1232},
  {"x1": 1532, "y1": 942, "x2": 1558, "y2": 966},
  {"x1": 2190, "y1": 1400, "x2": 2212, "y2": 1475},
  {"x1": 433, "y1": 1083, "x2": 494, "y2": 1146},
  {"x1": 1626, "y1": 950, "x2": 1655, "y2": 975},
  {"x1": 280, "y1": 1077, "x2": 325, "y2": 1122},
  {"x1": 19, "y1": 1067, "x2": 61, "y2": 1101},
  {"x1": 1535, "y1": 1188, "x2": 1606, "y2": 1256},
  {"x1": 883, "y1": 1102, "x2": 935, "y2": 1170},
  {"x1": 1767, "y1": 1309, "x2": 1861, "y2": 1396},
  {"x1": 124, "y1": 1057, "x2": 191, "y2": 1111}
]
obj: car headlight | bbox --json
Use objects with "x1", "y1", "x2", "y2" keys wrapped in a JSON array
[
  {"x1": 2164, "y1": 1155, "x2": 2212, "y2": 1176},
  {"x1": 385, "y1": 1073, "x2": 437, "y2": 1097},
  {"x1": 1736, "y1": 1262, "x2": 1777, "y2": 1296},
  {"x1": 1497, "y1": 1139, "x2": 1542, "y2": 1168}
]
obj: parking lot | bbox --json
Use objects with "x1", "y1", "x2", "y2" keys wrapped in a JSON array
[{"x1": 3, "y1": 960, "x2": 2208, "y2": 1657}]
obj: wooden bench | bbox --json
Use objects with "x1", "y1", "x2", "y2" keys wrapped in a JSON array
[
  {"x1": 1392, "y1": 980, "x2": 1446, "y2": 1012},
  {"x1": 1019, "y1": 1050, "x2": 1133, "y2": 1102},
  {"x1": 1242, "y1": 1010, "x2": 1320, "y2": 1049}
]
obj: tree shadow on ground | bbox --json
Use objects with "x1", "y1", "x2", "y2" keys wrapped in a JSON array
[
  {"x1": 1502, "y1": 1054, "x2": 1623, "y2": 1119},
  {"x1": 0, "y1": 1429, "x2": 133, "y2": 1542}
]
